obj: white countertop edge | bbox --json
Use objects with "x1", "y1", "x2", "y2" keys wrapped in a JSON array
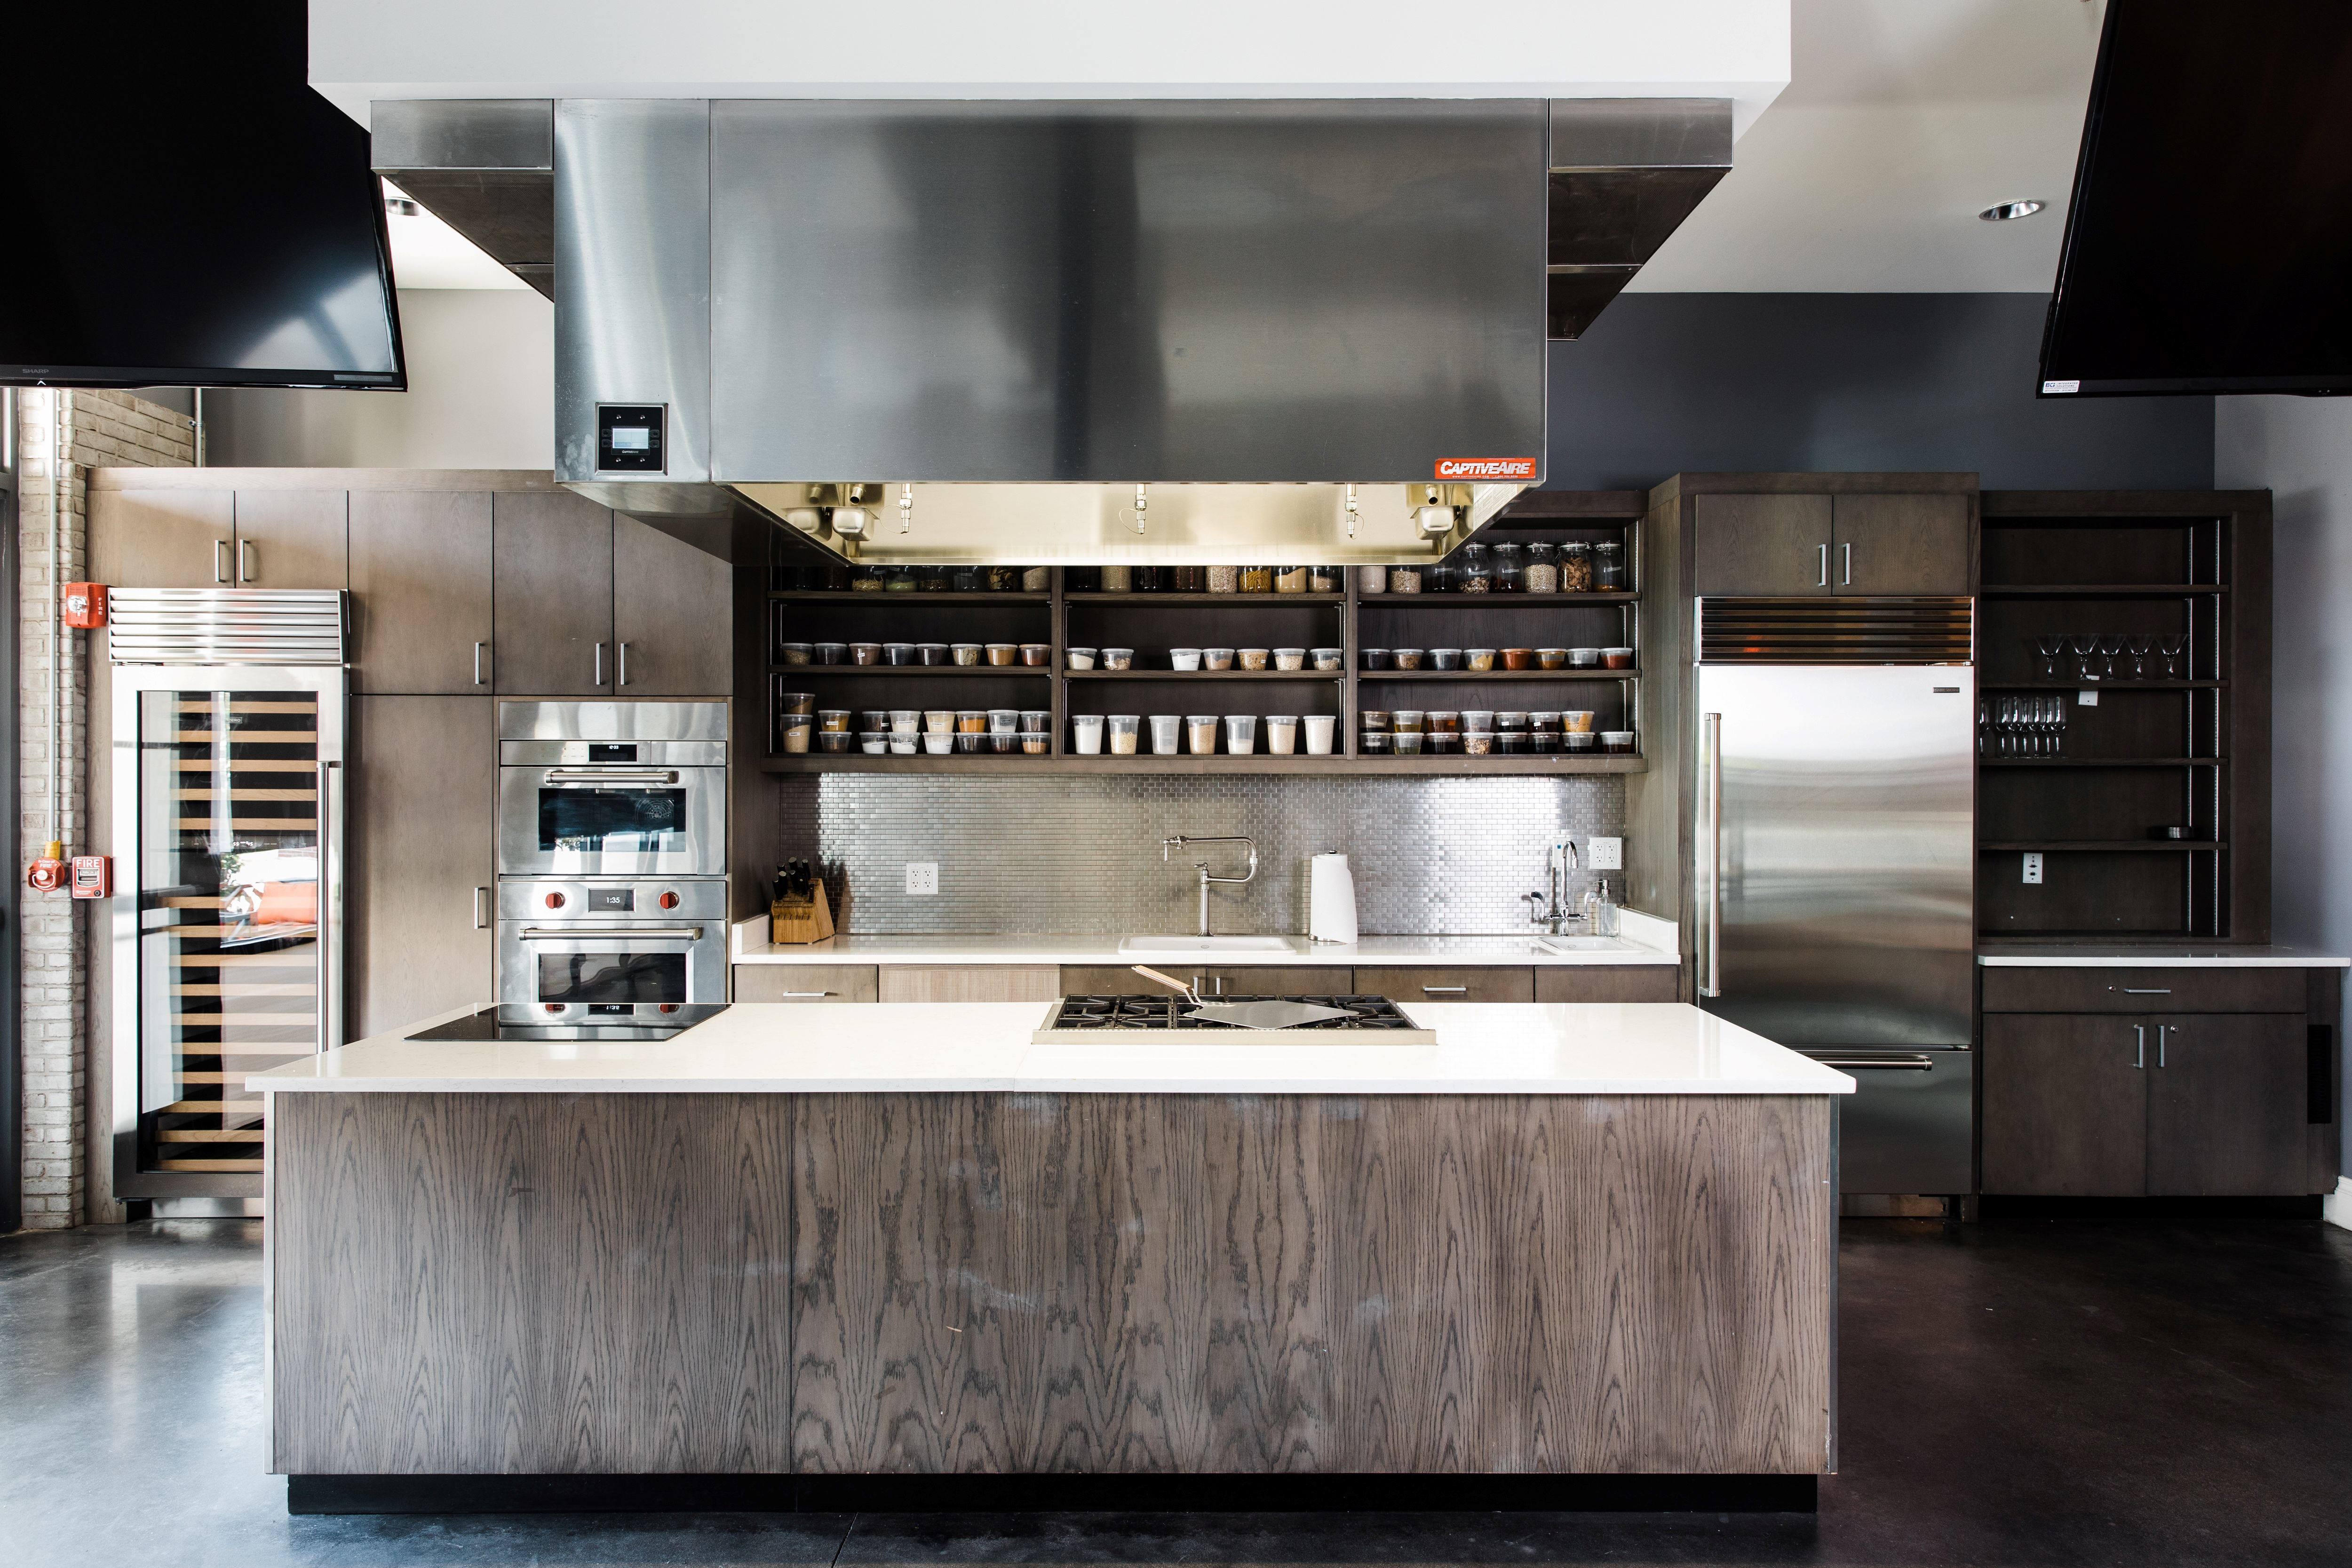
[
  {"x1": 728, "y1": 909, "x2": 1680, "y2": 968},
  {"x1": 251, "y1": 1075, "x2": 1837, "y2": 1096},
  {"x1": 1979, "y1": 949, "x2": 2348, "y2": 968}
]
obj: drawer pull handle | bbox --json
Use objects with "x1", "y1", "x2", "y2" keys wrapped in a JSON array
[
  {"x1": 2122, "y1": 987, "x2": 2171, "y2": 995},
  {"x1": 1422, "y1": 985, "x2": 1470, "y2": 995},
  {"x1": 778, "y1": 990, "x2": 836, "y2": 998}
]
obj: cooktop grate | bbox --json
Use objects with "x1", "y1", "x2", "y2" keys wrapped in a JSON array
[{"x1": 1036, "y1": 994, "x2": 1436, "y2": 1043}]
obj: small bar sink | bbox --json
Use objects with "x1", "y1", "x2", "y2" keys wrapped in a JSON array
[
  {"x1": 1118, "y1": 935, "x2": 1302, "y2": 955},
  {"x1": 1535, "y1": 935, "x2": 1647, "y2": 955}
]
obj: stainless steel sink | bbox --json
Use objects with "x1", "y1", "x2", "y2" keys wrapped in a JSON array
[
  {"x1": 1534, "y1": 935, "x2": 1650, "y2": 954},
  {"x1": 1117, "y1": 934, "x2": 1301, "y2": 955}
]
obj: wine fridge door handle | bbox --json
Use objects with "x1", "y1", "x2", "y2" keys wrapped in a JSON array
[
  {"x1": 214, "y1": 539, "x2": 231, "y2": 584},
  {"x1": 316, "y1": 760, "x2": 344, "y2": 1052},
  {"x1": 1699, "y1": 711, "x2": 1724, "y2": 997},
  {"x1": 238, "y1": 539, "x2": 256, "y2": 583},
  {"x1": 1816, "y1": 544, "x2": 1828, "y2": 587}
]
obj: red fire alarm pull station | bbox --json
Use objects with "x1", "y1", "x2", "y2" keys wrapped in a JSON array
[
  {"x1": 69, "y1": 856, "x2": 112, "y2": 899},
  {"x1": 62, "y1": 582, "x2": 107, "y2": 629}
]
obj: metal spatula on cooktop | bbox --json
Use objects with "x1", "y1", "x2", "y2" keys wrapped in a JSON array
[{"x1": 1128, "y1": 965, "x2": 1359, "y2": 1030}]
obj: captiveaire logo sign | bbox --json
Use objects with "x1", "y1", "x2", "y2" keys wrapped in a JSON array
[{"x1": 1434, "y1": 458, "x2": 1539, "y2": 480}]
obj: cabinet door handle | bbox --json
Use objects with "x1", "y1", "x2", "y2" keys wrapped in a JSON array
[
  {"x1": 2121, "y1": 987, "x2": 2170, "y2": 994},
  {"x1": 2157, "y1": 1023, "x2": 2170, "y2": 1067},
  {"x1": 594, "y1": 642, "x2": 606, "y2": 686},
  {"x1": 618, "y1": 641, "x2": 631, "y2": 686},
  {"x1": 238, "y1": 539, "x2": 256, "y2": 583},
  {"x1": 474, "y1": 641, "x2": 489, "y2": 686},
  {"x1": 473, "y1": 887, "x2": 489, "y2": 930},
  {"x1": 1816, "y1": 543, "x2": 1828, "y2": 587},
  {"x1": 1841, "y1": 541, "x2": 1852, "y2": 586},
  {"x1": 2134, "y1": 1024, "x2": 2145, "y2": 1069},
  {"x1": 777, "y1": 990, "x2": 836, "y2": 999},
  {"x1": 1422, "y1": 985, "x2": 1470, "y2": 995}
]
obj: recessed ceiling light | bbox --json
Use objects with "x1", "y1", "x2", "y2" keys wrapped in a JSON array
[{"x1": 1979, "y1": 200, "x2": 2045, "y2": 222}]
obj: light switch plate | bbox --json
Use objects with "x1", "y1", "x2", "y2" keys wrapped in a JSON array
[
  {"x1": 1587, "y1": 836, "x2": 1623, "y2": 870},
  {"x1": 905, "y1": 862, "x2": 939, "y2": 896},
  {"x1": 2023, "y1": 852, "x2": 2043, "y2": 885}
]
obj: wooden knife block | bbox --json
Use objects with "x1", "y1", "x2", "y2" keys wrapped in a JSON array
[{"x1": 770, "y1": 883, "x2": 834, "y2": 945}]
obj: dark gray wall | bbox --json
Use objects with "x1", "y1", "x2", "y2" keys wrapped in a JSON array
[{"x1": 1545, "y1": 294, "x2": 2215, "y2": 492}]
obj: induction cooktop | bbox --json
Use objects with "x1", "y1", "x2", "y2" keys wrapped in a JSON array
[{"x1": 405, "y1": 1003, "x2": 729, "y2": 1043}]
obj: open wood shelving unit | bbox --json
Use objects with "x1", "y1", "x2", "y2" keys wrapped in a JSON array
[
  {"x1": 1974, "y1": 491, "x2": 2271, "y2": 945},
  {"x1": 761, "y1": 491, "x2": 1645, "y2": 775}
]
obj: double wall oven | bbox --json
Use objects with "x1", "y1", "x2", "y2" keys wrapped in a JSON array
[{"x1": 496, "y1": 702, "x2": 728, "y2": 1027}]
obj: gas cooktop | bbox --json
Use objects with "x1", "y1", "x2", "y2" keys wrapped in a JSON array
[{"x1": 1034, "y1": 995, "x2": 1437, "y2": 1045}]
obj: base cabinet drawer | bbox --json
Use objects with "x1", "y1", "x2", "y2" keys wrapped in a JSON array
[
  {"x1": 879, "y1": 965, "x2": 1060, "y2": 1003},
  {"x1": 1981, "y1": 967, "x2": 2308, "y2": 1014},
  {"x1": 1534, "y1": 966, "x2": 1683, "y2": 1004},
  {"x1": 733, "y1": 965, "x2": 879, "y2": 1003},
  {"x1": 1355, "y1": 967, "x2": 1534, "y2": 1004},
  {"x1": 1060, "y1": 965, "x2": 1353, "y2": 997}
]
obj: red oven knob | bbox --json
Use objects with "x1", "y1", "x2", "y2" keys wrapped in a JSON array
[
  {"x1": 659, "y1": 1003, "x2": 678, "y2": 1013},
  {"x1": 659, "y1": 891, "x2": 680, "y2": 910},
  {"x1": 543, "y1": 1003, "x2": 563, "y2": 1013},
  {"x1": 543, "y1": 891, "x2": 565, "y2": 909}
]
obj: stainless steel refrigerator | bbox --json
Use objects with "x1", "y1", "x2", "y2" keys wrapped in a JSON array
[
  {"x1": 108, "y1": 590, "x2": 347, "y2": 1204},
  {"x1": 1691, "y1": 600, "x2": 1977, "y2": 1194}
]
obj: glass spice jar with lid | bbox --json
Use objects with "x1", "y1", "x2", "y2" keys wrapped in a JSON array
[
  {"x1": 1458, "y1": 541, "x2": 1493, "y2": 593},
  {"x1": 1387, "y1": 563, "x2": 1423, "y2": 594},
  {"x1": 917, "y1": 565, "x2": 952, "y2": 592},
  {"x1": 1492, "y1": 541, "x2": 1524, "y2": 593},
  {"x1": 1560, "y1": 541, "x2": 1596, "y2": 592},
  {"x1": 1522, "y1": 541, "x2": 1559, "y2": 594},
  {"x1": 986, "y1": 564, "x2": 1021, "y2": 592},
  {"x1": 1427, "y1": 557, "x2": 1457, "y2": 594},
  {"x1": 1275, "y1": 565, "x2": 1310, "y2": 594},
  {"x1": 1131, "y1": 565, "x2": 1164, "y2": 593},
  {"x1": 1207, "y1": 565, "x2": 1239, "y2": 593},
  {"x1": 1309, "y1": 564, "x2": 1339, "y2": 593},
  {"x1": 1168, "y1": 565, "x2": 1205, "y2": 592},
  {"x1": 886, "y1": 565, "x2": 919, "y2": 592},
  {"x1": 1594, "y1": 539, "x2": 1627, "y2": 590},
  {"x1": 1239, "y1": 565, "x2": 1274, "y2": 593}
]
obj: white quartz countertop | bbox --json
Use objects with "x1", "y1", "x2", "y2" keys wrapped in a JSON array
[
  {"x1": 250, "y1": 1001, "x2": 1844, "y2": 1097},
  {"x1": 1979, "y1": 946, "x2": 2348, "y2": 968},
  {"x1": 731, "y1": 910, "x2": 1679, "y2": 968}
]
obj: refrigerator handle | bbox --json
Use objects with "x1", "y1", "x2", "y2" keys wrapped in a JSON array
[
  {"x1": 1699, "y1": 711, "x2": 1724, "y2": 997},
  {"x1": 316, "y1": 760, "x2": 345, "y2": 1053}
]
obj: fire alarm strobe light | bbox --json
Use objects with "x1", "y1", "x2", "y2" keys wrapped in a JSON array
[
  {"x1": 62, "y1": 582, "x2": 107, "y2": 629},
  {"x1": 27, "y1": 841, "x2": 67, "y2": 893}
]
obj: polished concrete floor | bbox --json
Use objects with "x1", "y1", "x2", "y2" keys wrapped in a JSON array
[{"x1": 4, "y1": 1214, "x2": 2349, "y2": 1567}]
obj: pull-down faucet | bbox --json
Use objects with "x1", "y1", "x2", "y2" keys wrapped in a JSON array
[
  {"x1": 1525, "y1": 838, "x2": 1581, "y2": 934},
  {"x1": 1162, "y1": 835, "x2": 1257, "y2": 936}
]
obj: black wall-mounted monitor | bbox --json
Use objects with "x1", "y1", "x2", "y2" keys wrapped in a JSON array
[
  {"x1": 2039, "y1": 0, "x2": 2352, "y2": 398},
  {"x1": 0, "y1": 4, "x2": 404, "y2": 391}
]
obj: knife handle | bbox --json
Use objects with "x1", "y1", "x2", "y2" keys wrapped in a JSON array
[{"x1": 1130, "y1": 963, "x2": 1197, "y2": 1002}]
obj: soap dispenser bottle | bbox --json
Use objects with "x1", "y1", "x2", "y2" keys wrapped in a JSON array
[{"x1": 1582, "y1": 876, "x2": 1620, "y2": 938}]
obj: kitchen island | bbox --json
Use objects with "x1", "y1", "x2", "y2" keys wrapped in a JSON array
[{"x1": 252, "y1": 1003, "x2": 1848, "y2": 1510}]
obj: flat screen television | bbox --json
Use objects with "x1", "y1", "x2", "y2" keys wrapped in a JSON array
[
  {"x1": 0, "y1": 5, "x2": 403, "y2": 390},
  {"x1": 2039, "y1": 0, "x2": 2352, "y2": 397}
]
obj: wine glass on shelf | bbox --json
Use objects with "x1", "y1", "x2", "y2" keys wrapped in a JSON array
[
  {"x1": 2158, "y1": 633, "x2": 2187, "y2": 680},
  {"x1": 2045, "y1": 694, "x2": 2066, "y2": 758},
  {"x1": 2071, "y1": 632, "x2": 2102, "y2": 684},
  {"x1": 2097, "y1": 634, "x2": 2126, "y2": 683},
  {"x1": 2034, "y1": 635, "x2": 2064, "y2": 680},
  {"x1": 2126, "y1": 636, "x2": 2153, "y2": 681}
]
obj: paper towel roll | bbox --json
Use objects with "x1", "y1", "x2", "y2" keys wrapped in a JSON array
[{"x1": 1308, "y1": 852, "x2": 1358, "y2": 946}]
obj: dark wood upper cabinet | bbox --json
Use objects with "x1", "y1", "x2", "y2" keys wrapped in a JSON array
[
  {"x1": 1831, "y1": 493, "x2": 1971, "y2": 596},
  {"x1": 612, "y1": 512, "x2": 732, "y2": 696},
  {"x1": 1980, "y1": 1014, "x2": 2150, "y2": 1196},
  {"x1": 89, "y1": 486, "x2": 233, "y2": 588},
  {"x1": 2145, "y1": 1014, "x2": 2312, "y2": 1196},
  {"x1": 493, "y1": 489, "x2": 614, "y2": 696},
  {"x1": 349, "y1": 491, "x2": 493, "y2": 695},
  {"x1": 230, "y1": 489, "x2": 349, "y2": 589},
  {"x1": 1691, "y1": 493, "x2": 1832, "y2": 596}
]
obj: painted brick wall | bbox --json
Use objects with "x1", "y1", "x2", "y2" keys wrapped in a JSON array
[{"x1": 14, "y1": 390, "x2": 193, "y2": 1230}]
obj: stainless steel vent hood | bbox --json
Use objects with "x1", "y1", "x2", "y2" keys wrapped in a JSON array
[{"x1": 495, "y1": 96, "x2": 1726, "y2": 564}]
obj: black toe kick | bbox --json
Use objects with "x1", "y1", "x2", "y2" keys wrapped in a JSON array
[{"x1": 287, "y1": 1472, "x2": 1818, "y2": 1516}]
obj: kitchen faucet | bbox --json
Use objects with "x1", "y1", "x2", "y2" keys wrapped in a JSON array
[
  {"x1": 1162, "y1": 835, "x2": 1257, "y2": 936},
  {"x1": 1525, "y1": 838, "x2": 1582, "y2": 934}
]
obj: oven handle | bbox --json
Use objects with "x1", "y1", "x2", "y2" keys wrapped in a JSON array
[
  {"x1": 1809, "y1": 1053, "x2": 1938, "y2": 1071},
  {"x1": 516, "y1": 925, "x2": 705, "y2": 942},
  {"x1": 540, "y1": 769, "x2": 681, "y2": 785}
]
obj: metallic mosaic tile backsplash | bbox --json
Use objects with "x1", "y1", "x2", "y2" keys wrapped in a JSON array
[{"x1": 779, "y1": 777, "x2": 1625, "y2": 936}]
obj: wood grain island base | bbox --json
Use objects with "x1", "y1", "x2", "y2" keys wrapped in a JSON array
[{"x1": 266, "y1": 1088, "x2": 1836, "y2": 1498}]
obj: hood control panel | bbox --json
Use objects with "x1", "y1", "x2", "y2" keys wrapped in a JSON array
[{"x1": 596, "y1": 403, "x2": 665, "y2": 473}]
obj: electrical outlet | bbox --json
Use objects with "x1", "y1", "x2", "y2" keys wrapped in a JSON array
[
  {"x1": 905, "y1": 862, "x2": 939, "y2": 896},
  {"x1": 2077, "y1": 689, "x2": 2098, "y2": 707},
  {"x1": 1586, "y1": 836, "x2": 1623, "y2": 871},
  {"x1": 2022, "y1": 852, "x2": 2043, "y2": 885}
]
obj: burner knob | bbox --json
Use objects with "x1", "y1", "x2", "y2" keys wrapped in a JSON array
[
  {"x1": 543, "y1": 891, "x2": 565, "y2": 909},
  {"x1": 658, "y1": 1003, "x2": 678, "y2": 1013},
  {"x1": 543, "y1": 1003, "x2": 563, "y2": 1014},
  {"x1": 659, "y1": 891, "x2": 680, "y2": 910}
]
